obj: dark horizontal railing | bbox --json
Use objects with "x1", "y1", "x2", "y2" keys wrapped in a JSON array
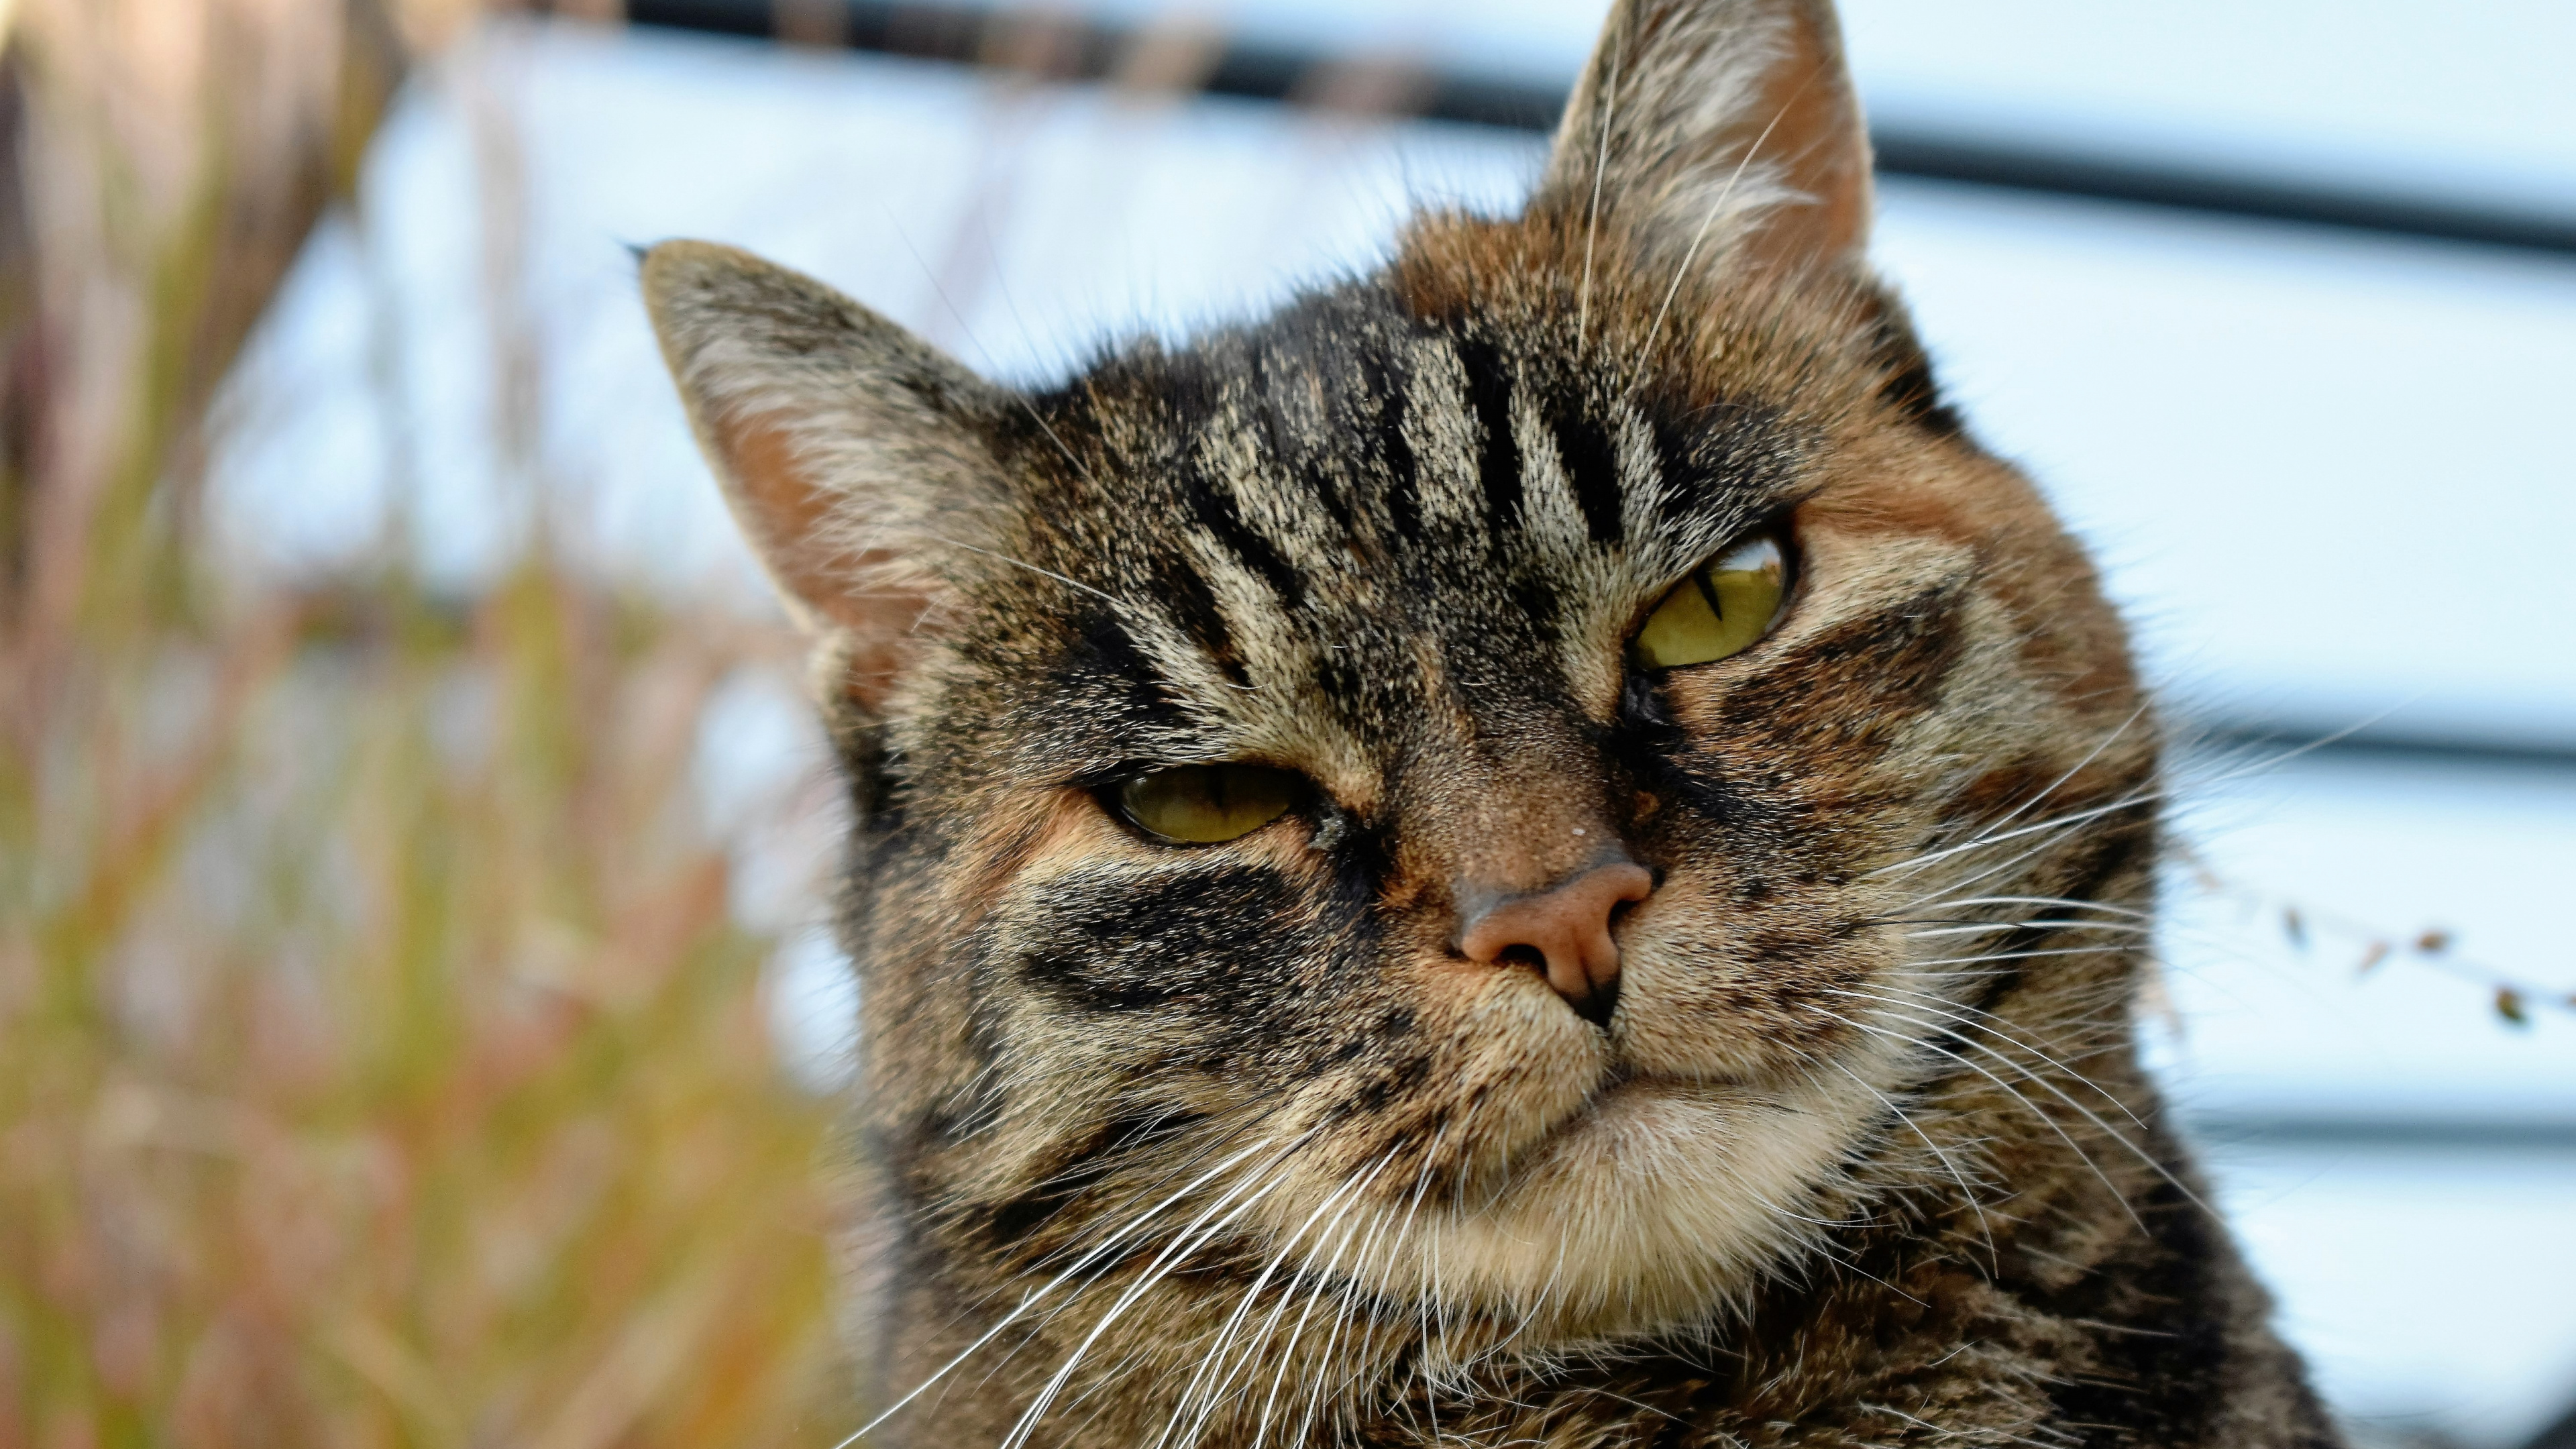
[
  {"x1": 1870, "y1": 133, "x2": 2576, "y2": 258},
  {"x1": 2195, "y1": 725, "x2": 2576, "y2": 772},
  {"x1": 2186, "y1": 1112, "x2": 2576, "y2": 1153},
  {"x1": 616, "y1": 0, "x2": 2576, "y2": 260}
]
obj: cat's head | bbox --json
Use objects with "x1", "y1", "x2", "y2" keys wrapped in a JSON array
[{"x1": 647, "y1": 0, "x2": 2151, "y2": 1377}]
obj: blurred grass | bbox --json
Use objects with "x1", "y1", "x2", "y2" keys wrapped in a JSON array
[
  {"x1": 3, "y1": 562, "x2": 855, "y2": 1446},
  {"x1": 1, "y1": 3, "x2": 858, "y2": 1443}
]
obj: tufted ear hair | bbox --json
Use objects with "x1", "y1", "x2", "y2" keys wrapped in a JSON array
[
  {"x1": 641, "y1": 240, "x2": 1017, "y2": 713},
  {"x1": 1535, "y1": 0, "x2": 1872, "y2": 281}
]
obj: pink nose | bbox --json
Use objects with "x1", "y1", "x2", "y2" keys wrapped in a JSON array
[{"x1": 1456, "y1": 861, "x2": 1654, "y2": 1024}]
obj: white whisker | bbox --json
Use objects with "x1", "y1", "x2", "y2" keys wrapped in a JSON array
[
  {"x1": 836, "y1": 1132, "x2": 1283, "y2": 1446},
  {"x1": 1000, "y1": 1134, "x2": 1313, "y2": 1449},
  {"x1": 1574, "y1": 14, "x2": 1626, "y2": 350},
  {"x1": 1641, "y1": 78, "x2": 1813, "y2": 359},
  {"x1": 1816, "y1": 1006, "x2": 2151, "y2": 1233}
]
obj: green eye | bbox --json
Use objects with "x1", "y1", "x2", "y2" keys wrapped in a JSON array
[
  {"x1": 1630, "y1": 531, "x2": 1789, "y2": 670},
  {"x1": 1115, "y1": 763, "x2": 1303, "y2": 845}
]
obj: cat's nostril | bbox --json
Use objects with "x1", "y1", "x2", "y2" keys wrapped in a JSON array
[
  {"x1": 1568, "y1": 975, "x2": 1619, "y2": 1028},
  {"x1": 1456, "y1": 860, "x2": 1654, "y2": 1024}
]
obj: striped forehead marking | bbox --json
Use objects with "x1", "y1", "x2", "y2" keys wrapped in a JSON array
[{"x1": 1174, "y1": 329, "x2": 1659, "y2": 566}]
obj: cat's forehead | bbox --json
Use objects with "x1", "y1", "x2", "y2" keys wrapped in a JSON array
[
  {"x1": 1085, "y1": 284, "x2": 1804, "y2": 573},
  {"x1": 979, "y1": 283, "x2": 1813, "y2": 778}
]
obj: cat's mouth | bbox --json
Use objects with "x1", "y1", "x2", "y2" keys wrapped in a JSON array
[
  {"x1": 1568, "y1": 1065, "x2": 1737, "y2": 1121},
  {"x1": 1440, "y1": 1061, "x2": 1780, "y2": 1210},
  {"x1": 1355, "y1": 1059, "x2": 1875, "y2": 1339},
  {"x1": 1533, "y1": 1067, "x2": 1760, "y2": 1154}
]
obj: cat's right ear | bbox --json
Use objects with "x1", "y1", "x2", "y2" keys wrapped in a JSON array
[
  {"x1": 641, "y1": 241, "x2": 1015, "y2": 712},
  {"x1": 1535, "y1": 0, "x2": 1872, "y2": 281}
]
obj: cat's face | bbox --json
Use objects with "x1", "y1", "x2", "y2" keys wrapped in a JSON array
[{"x1": 647, "y1": 0, "x2": 2152, "y2": 1371}]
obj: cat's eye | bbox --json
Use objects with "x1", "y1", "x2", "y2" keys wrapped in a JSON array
[
  {"x1": 1114, "y1": 763, "x2": 1303, "y2": 845},
  {"x1": 1630, "y1": 531, "x2": 1790, "y2": 671}
]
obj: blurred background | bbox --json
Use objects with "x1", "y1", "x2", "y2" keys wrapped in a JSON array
[{"x1": 2, "y1": 1, "x2": 2569, "y2": 1444}]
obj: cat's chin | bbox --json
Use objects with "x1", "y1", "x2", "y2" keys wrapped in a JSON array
[{"x1": 1379, "y1": 1069, "x2": 1881, "y2": 1344}]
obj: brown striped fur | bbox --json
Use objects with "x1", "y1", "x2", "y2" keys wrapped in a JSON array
[{"x1": 640, "y1": 1, "x2": 2341, "y2": 1443}]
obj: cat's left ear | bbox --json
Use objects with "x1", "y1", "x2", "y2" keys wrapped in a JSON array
[
  {"x1": 1535, "y1": 0, "x2": 1872, "y2": 279},
  {"x1": 641, "y1": 240, "x2": 1017, "y2": 714}
]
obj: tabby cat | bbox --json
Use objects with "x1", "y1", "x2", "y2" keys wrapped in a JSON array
[{"x1": 640, "y1": 0, "x2": 2341, "y2": 1443}]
